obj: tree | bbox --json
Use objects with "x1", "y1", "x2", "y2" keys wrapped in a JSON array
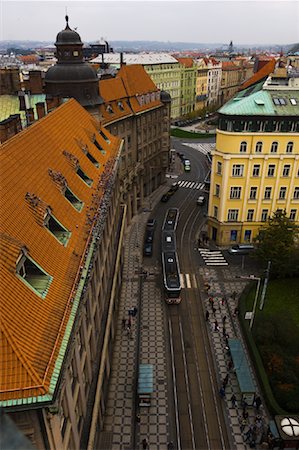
[{"x1": 254, "y1": 210, "x2": 299, "y2": 277}]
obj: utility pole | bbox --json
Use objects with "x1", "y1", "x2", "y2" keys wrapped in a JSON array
[{"x1": 259, "y1": 260, "x2": 271, "y2": 310}]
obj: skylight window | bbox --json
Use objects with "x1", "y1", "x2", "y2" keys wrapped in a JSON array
[
  {"x1": 279, "y1": 98, "x2": 286, "y2": 105},
  {"x1": 16, "y1": 248, "x2": 52, "y2": 298},
  {"x1": 85, "y1": 151, "x2": 99, "y2": 168},
  {"x1": 76, "y1": 166, "x2": 93, "y2": 186},
  {"x1": 290, "y1": 98, "x2": 297, "y2": 105},
  {"x1": 44, "y1": 209, "x2": 71, "y2": 246},
  {"x1": 64, "y1": 186, "x2": 83, "y2": 211},
  {"x1": 273, "y1": 98, "x2": 280, "y2": 105}
]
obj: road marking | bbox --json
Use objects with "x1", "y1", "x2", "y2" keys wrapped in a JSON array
[
  {"x1": 192, "y1": 273, "x2": 198, "y2": 288},
  {"x1": 180, "y1": 273, "x2": 185, "y2": 288},
  {"x1": 199, "y1": 249, "x2": 228, "y2": 266},
  {"x1": 177, "y1": 180, "x2": 205, "y2": 191},
  {"x1": 185, "y1": 273, "x2": 191, "y2": 288}
]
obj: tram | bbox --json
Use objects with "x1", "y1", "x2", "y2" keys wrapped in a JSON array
[{"x1": 161, "y1": 209, "x2": 181, "y2": 304}]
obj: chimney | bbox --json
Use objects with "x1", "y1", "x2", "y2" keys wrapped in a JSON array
[
  {"x1": 26, "y1": 107, "x2": 35, "y2": 125},
  {"x1": 36, "y1": 102, "x2": 46, "y2": 120},
  {"x1": 0, "y1": 115, "x2": 22, "y2": 143},
  {"x1": 29, "y1": 70, "x2": 44, "y2": 94},
  {"x1": 120, "y1": 52, "x2": 126, "y2": 66},
  {"x1": 18, "y1": 91, "x2": 26, "y2": 111},
  {"x1": 46, "y1": 95, "x2": 61, "y2": 112}
]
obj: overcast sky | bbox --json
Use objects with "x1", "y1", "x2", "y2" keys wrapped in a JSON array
[{"x1": 0, "y1": 0, "x2": 298, "y2": 45}]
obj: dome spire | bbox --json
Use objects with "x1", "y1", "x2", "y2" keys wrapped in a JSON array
[{"x1": 65, "y1": 14, "x2": 70, "y2": 29}]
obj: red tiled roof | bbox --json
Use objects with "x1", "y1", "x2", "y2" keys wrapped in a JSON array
[
  {"x1": 222, "y1": 62, "x2": 240, "y2": 71},
  {"x1": 176, "y1": 57, "x2": 194, "y2": 68},
  {"x1": 240, "y1": 59, "x2": 276, "y2": 90},
  {"x1": 117, "y1": 64, "x2": 158, "y2": 97},
  {"x1": 0, "y1": 99, "x2": 121, "y2": 404}
]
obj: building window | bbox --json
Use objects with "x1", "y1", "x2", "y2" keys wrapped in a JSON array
[
  {"x1": 250, "y1": 187, "x2": 257, "y2": 200},
  {"x1": 252, "y1": 164, "x2": 260, "y2": 177},
  {"x1": 240, "y1": 141, "x2": 247, "y2": 153},
  {"x1": 227, "y1": 209, "x2": 239, "y2": 221},
  {"x1": 270, "y1": 141, "x2": 278, "y2": 153},
  {"x1": 279, "y1": 187, "x2": 287, "y2": 200},
  {"x1": 93, "y1": 138, "x2": 106, "y2": 155},
  {"x1": 230, "y1": 230, "x2": 238, "y2": 241},
  {"x1": 213, "y1": 206, "x2": 218, "y2": 219},
  {"x1": 232, "y1": 164, "x2": 244, "y2": 177},
  {"x1": 282, "y1": 165, "x2": 291, "y2": 177},
  {"x1": 255, "y1": 142, "x2": 263, "y2": 153},
  {"x1": 293, "y1": 187, "x2": 299, "y2": 199},
  {"x1": 290, "y1": 209, "x2": 297, "y2": 221},
  {"x1": 16, "y1": 248, "x2": 52, "y2": 298},
  {"x1": 247, "y1": 209, "x2": 254, "y2": 221},
  {"x1": 261, "y1": 209, "x2": 268, "y2": 222},
  {"x1": 215, "y1": 184, "x2": 220, "y2": 197},
  {"x1": 244, "y1": 230, "x2": 252, "y2": 242},
  {"x1": 230, "y1": 186, "x2": 241, "y2": 199},
  {"x1": 286, "y1": 141, "x2": 293, "y2": 153},
  {"x1": 267, "y1": 164, "x2": 275, "y2": 177},
  {"x1": 217, "y1": 161, "x2": 222, "y2": 175},
  {"x1": 264, "y1": 187, "x2": 272, "y2": 199}
]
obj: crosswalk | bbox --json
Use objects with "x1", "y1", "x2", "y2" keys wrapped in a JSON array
[
  {"x1": 177, "y1": 180, "x2": 205, "y2": 190},
  {"x1": 198, "y1": 248, "x2": 228, "y2": 266},
  {"x1": 180, "y1": 273, "x2": 198, "y2": 289},
  {"x1": 183, "y1": 142, "x2": 215, "y2": 156}
]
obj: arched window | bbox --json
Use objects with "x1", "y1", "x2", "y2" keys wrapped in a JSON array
[
  {"x1": 255, "y1": 142, "x2": 263, "y2": 153},
  {"x1": 286, "y1": 141, "x2": 293, "y2": 153},
  {"x1": 240, "y1": 141, "x2": 247, "y2": 153},
  {"x1": 271, "y1": 141, "x2": 278, "y2": 153}
]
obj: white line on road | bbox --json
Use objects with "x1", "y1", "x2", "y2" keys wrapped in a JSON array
[
  {"x1": 168, "y1": 318, "x2": 182, "y2": 450},
  {"x1": 185, "y1": 273, "x2": 191, "y2": 288}
]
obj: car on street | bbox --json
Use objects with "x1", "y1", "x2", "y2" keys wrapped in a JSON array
[
  {"x1": 161, "y1": 193, "x2": 170, "y2": 202},
  {"x1": 143, "y1": 242, "x2": 153, "y2": 257},
  {"x1": 196, "y1": 195, "x2": 205, "y2": 205},
  {"x1": 169, "y1": 182, "x2": 179, "y2": 193},
  {"x1": 228, "y1": 244, "x2": 255, "y2": 255},
  {"x1": 146, "y1": 218, "x2": 157, "y2": 230}
]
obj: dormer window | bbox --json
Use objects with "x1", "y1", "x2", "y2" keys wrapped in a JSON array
[
  {"x1": 64, "y1": 185, "x2": 83, "y2": 211},
  {"x1": 98, "y1": 129, "x2": 110, "y2": 144},
  {"x1": 118, "y1": 101, "x2": 124, "y2": 111},
  {"x1": 44, "y1": 208, "x2": 71, "y2": 246},
  {"x1": 76, "y1": 166, "x2": 93, "y2": 186},
  {"x1": 93, "y1": 138, "x2": 106, "y2": 155},
  {"x1": 16, "y1": 248, "x2": 52, "y2": 298},
  {"x1": 82, "y1": 147, "x2": 100, "y2": 167},
  {"x1": 106, "y1": 105, "x2": 114, "y2": 114}
]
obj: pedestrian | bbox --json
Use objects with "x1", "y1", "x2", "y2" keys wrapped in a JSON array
[
  {"x1": 127, "y1": 317, "x2": 132, "y2": 329},
  {"x1": 223, "y1": 373, "x2": 229, "y2": 386},
  {"x1": 222, "y1": 315, "x2": 227, "y2": 325},
  {"x1": 221, "y1": 296, "x2": 227, "y2": 306},
  {"x1": 214, "y1": 320, "x2": 219, "y2": 332},
  {"x1": 133, "y1": 306, "x2": 138, "y2": 317},
  {"x1": 233, "y1": 307, "x2": 239, "y2": 317},
  {"x1": 142, "y1": 438, "x2": 148, "y2": 449},
  {"x1": 208, "y1": 296, "x2": 214, "y2": 307},
  {"x1": 167, "y1": 442, "x2": 174, "y2": 450},
  {"x1": 232, "y1": 291, "x2": 237, "y2": 301},
  {"x1": 240, "y1": 418, "x2": 247, "y2": 432},
  {"x1": 228, "y1": 359, "x2": 233, "y2": 371},
  {"x1": 212, "y1": 305, "x2": 216, "y2": 316},
  {"x1": 126, "y1": 327, "x2": 132, "y2": 339},
  {"x1": 205, "y1": 282, "x2": 211, "y2": 292},
  {"x1": 205, "y1": 310, "x2": 209, "y2": 321},
  {"x1": 231, "y1": 393, "x2": 237, "y2": 407},
  {"x1": 222, "y1": 326, "x2": 226, "y2": 337},
  {"x1": 219, "y1": 386, "x2": 225, "y2": 398},
  {"x1": 122, "y1": 317, "x2": 126, "y2": 330},
  {"x1": 254, "y1": 395, "x2": 262, "y2": 411}
]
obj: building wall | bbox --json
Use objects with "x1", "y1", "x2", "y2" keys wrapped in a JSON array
[
  {"x1": 144, "y1": 63, "x2": 181, "y2": 118},
  {"x1": 219, "y1": 67, "x2": 242, "y2": 104},
  {"x1": 179, "y1": 65, "x2": 197, "y2": 116},
  {"x1": 208, "y1": 129, "x2": 299, "y2": 245},
  {"x1": 207, "y1": 63, "x2": 222, "y2": 106}
]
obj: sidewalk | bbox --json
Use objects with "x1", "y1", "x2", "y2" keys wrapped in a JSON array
[{"x1": 98, "y1": 187, "x2": 270, "y2": 450}]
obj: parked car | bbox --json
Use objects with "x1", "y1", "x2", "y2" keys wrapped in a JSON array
[
  {"x1": 196, "y1": 195, "x2": 205, "y2": 205},
  {"x1": 146, "y1": 218, "x2": 157, "y2": 230},
  {"x1": 145, "y1": 229, "x2": 154, "y2": 243},
  {"x1": 143, "y1": 242, "x2": 153, "y2": 257},
  {"x1": 169, "y1": 182, "x2": 179, "y2": 193},
  {"x1": 228, "y1": 244, "x2": 255, "y2": 255}
]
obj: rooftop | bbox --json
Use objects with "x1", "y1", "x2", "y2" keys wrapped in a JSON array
[{"x1": 91, "y1": 52, "x2": 179, "y2": 66}]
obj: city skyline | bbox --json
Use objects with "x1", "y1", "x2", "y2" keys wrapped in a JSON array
[{"x1": 1, "y1": 0, "x2": 299, "y2": 46}]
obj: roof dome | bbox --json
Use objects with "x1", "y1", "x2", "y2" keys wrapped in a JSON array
[
  {"x1": 55, "y1": 15, "x2": 82, "y2": 45},
  {"x1": 46, "y1": 63, "x2": 97, "y2": 83},
  {"x1": 160, "y1": 90, "x2": 171, "y2": 103}
]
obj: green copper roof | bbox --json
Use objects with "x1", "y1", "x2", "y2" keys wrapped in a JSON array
[
  {"x1": 0, "y1": 94, "x2": 46, "y2": 124},
  {"x1": 218, "y1": 81, "x2": 299, "y2": 116}
]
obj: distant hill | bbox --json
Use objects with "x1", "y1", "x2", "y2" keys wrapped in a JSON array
[{"x1": 0, "y1": 39, "x2": 297, "y2": 54}]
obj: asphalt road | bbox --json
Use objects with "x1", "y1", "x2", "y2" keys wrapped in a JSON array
[{"x1": 143, "y1": 137, "x2": 232, "y2": 450}]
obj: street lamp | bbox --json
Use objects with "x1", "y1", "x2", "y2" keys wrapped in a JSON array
[{"x1": 236, "y1": 275, "x2": 261, "y2": 330}]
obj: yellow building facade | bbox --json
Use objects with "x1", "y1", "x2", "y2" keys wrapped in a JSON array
[{"x1": 208, "y1": 67, "x2": 299, "y2": 246}]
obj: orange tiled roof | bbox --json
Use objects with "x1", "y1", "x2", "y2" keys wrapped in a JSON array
[
  {"x1": 222, "y1": 62, "x2": 240, "y2": 70},
  {"x1": 18, "y1": 54, "x2": 40, "y2": 63},
  {"x1": 117, "y1": 64, "x2": 158, "y2": 97},
  {"x1": 176, "y1": 57, "x2": 194, "y2": 68},
  {"x1": 0, "y1": 98, "x2": 121, "y2": 405},
  {"x1": 240, "y1": 59, "x2": 276, "y2": 90}
]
